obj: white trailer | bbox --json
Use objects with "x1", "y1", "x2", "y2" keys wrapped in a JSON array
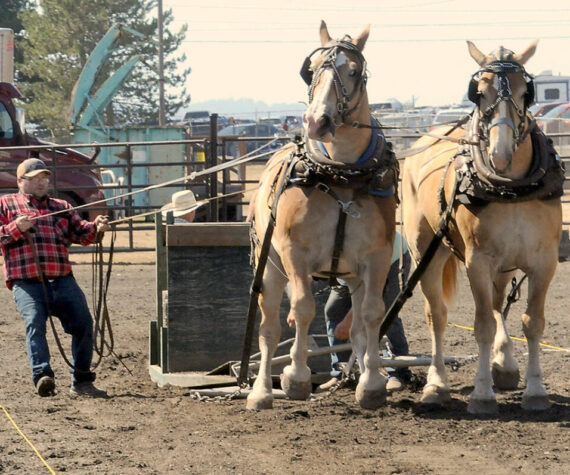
[
  {"x1": 533, "y1": 70, "x2": 570, "y2": 103},
  {"x1": 0, "y1": 28, "x2": 14, "y2": 83}
]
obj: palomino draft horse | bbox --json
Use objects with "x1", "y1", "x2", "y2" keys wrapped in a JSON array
[
  {"x1": 247, "y1": 21, "x2": 399, "y2": 410},
  {"x1": 402, "y1": 41, "x2": 564, "y2": 414}
]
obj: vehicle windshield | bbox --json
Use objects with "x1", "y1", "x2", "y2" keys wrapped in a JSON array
[
  {"x1": 433, "y1": 111, "x2": 469, "y2": 125},
  {"x1": 0, "y1": 102, "x2": 14, "y2": 139},
  {"x1": 529, "y1": 102, "x2": 561, "y2": 117},
  {"x1": 218, "y1": 124, "x2": 255, "y2": 135},
  {"x1": 218, "y1": 123, "x2": 278, "y2": 136},
  {"x1": 541, "y1": 103, "x2": 570, "y2": 119}
]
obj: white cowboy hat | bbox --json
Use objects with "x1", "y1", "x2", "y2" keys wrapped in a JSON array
[{"x1": 160, "y1": 190, "x2": 205, "y2": 217}]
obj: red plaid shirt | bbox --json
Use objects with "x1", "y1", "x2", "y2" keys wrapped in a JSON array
[{"x1": 0, "y1": 192, "x2": 97, "y2": 288}]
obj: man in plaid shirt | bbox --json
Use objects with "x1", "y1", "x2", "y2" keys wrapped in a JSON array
[{"x1": 0, "y1": 158, "x2": 110, "y2": 397}]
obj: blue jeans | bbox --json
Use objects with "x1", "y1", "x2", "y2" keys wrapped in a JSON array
[
  {"x1": 12, "y1": 275, "x2": 96, "y2": 387},
  {"x1": 324, "y1": 253, "x2": 412, "y2": 383}
]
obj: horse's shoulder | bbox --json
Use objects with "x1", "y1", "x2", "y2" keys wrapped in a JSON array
[
  {"x1": 405, "y1": 143, "x2": 457, "y2": 180},
  {"x1": 260, "y1": 145, "x2": 295, "y2": 180},
  {"x1": 267, "y1": 144, "x2": 294, "y2": 165}
]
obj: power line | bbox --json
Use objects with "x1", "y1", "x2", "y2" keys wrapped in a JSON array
[
  {"x1": 181, "y1": 35, "x2": 570, "y2": 44},
  {"x1": 186, "y1": 19, "x2": 570, "y2": 32},
  {"x1": 168, "y1": 3, "x2": 570, "y2": 14}
]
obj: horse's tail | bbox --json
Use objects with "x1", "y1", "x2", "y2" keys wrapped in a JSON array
[{"x1": 442, "y1": 255, "x2": 459, "y2": 306}]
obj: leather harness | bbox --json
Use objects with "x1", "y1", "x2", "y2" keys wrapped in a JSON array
[{"x1": 239, "y1": 131, "x2": 399, "y2": 386}]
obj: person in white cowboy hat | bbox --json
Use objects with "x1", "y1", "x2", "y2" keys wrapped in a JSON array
[{"x1": 161, "y1": 190, "x2": 205, "y2": 223}]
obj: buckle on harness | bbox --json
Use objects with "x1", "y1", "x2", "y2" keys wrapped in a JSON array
[
  {"x1": 339, "y1": 200, "x2": 361, "y2": 218},
  {"x1": 316, "y1": 183, "x2": 361, "y2": 218}
]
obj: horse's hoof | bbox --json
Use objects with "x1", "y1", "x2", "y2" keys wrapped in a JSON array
[
  {"x1": 355, "y1": 384, "x2": 386, "y2": 410},
  {"x1": 492, "y1": 364, "x2": 520, "y2": 390},
  {"x1": 420, "y1": 384, "x2": 451, "y2": 407},
  {"x1": 522, "y1": 394, "x2": 551, "y2": 411},
  {"x1": 280, "y1": 374, "x2": 312, "y2": 400},
  {"x1": 246, "y1": 393, "x2": 273, "y2": 410},
  {"x1": 467, "y1": 397, "x2": 498, "y2": 415}
]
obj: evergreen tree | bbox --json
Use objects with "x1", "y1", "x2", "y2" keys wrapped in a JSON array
[
  {"x1": 2, "y1": 0, "x2": 34, "y2": 71},
  {"x1": 15, "y1": 0, "x2": 190, "y2": 138}
]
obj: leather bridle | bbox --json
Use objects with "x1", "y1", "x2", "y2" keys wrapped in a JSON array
[
  {"x1": 470, "y1": 61, "x2": 533, "y2": 150},
  {"x1": 301, "y1": 38, "x2": 368, "y2": 126}
]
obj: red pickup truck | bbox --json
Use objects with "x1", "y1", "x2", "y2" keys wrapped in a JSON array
[{"x1": 0, "y1": 82, "x2": 105, "y2": 220}]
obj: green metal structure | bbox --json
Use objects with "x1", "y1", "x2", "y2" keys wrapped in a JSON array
[{"x1": 70, "y1": 24, "x2": 144, "y2": 133}]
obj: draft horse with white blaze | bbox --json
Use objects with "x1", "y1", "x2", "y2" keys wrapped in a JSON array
[
  {"x1": 246, "y1": 21, "x2": 399, "y2": 410},
  {"x1": 402, "y1": 41, "x2": 565, "y2": 414}
]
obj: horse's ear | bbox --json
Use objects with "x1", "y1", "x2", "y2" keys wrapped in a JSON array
[
  {"x1": 320, "y1": 20, "x2": 331, "y2": 46},
  {"x1": 513, "y1": 40, "x2": 538, "y2": 65},
  {"x1": 354, "y1": 24, "x2": 370, "y2": 51},
  {"x1": 467, "y1": 40, "x2": 489, "y2": 66}
]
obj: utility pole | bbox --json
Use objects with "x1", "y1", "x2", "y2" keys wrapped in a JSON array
[{"x1": 158, "y1": 0, "x2": 166, "y2": 125}]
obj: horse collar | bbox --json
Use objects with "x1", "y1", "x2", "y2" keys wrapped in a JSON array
[
  {"x1": 291, "y1": 131, "x2": 400, "y2": 201},
  {"x1": 456, "y1": 127, "x2": 565, "y2": 204},
  {"x1": 315, "y1": 120, "x2": 379, "y2": 165}
]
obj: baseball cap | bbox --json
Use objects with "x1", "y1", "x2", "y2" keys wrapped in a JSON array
[{"x1": 17, "y1": 158, "x2": 51, "y2": 179}]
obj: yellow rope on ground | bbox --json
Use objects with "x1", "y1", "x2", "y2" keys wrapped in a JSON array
[
  {"x1": 0, "y1": 404, "x2": 56, "y2": 474},
  {"x1": 448, "y1": 323, "x2": 570, "y2": 353}
]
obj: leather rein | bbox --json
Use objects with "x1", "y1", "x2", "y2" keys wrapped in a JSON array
[{"x1": 24, "y1": 225, "x2": 129, "y2": 375}]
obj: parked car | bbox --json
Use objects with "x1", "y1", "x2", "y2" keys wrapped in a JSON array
[
  {"x1": 535, "y1": 102, "x2": 570, "y2": 151},
  {"x1": 529, "y1": 101, "x2": 565, "y2": 118},
  {"x1": 0, "y1": 82, "x2": 105, "y2": 220},
  {"x1": 259, "y1": 117, "x2": 282, "y2": 127},
  {"x1": 430, "y1": 108, "x2": 472, "y2": 130},
  {"x1": 536, "y1": 102, "x2": 570, "y2": 135},
  {"x1": 379, "y1": 111, "x2": 434, "y2": 130},
  {"x1": 176, "y1": 110, "x2": 211, "y2": 136},
  {"x1": 218, "y1": 122, "x2": 283, "y2": 156}
]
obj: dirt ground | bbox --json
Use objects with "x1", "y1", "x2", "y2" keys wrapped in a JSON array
[{"x1": 0, "y1": 238, "x2": 569, "y2": 474}]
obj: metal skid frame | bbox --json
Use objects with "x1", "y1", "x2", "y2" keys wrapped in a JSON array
[{"x1": 229, "y1": 334, "x2": 462, "y2": 384}]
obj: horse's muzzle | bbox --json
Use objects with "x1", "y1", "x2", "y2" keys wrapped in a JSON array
[
  {"x1": 489, "y1": 150, "x2": 513, "y2": 174},
  {"x1": 303, "y1": 113, "x2": 336, "y2": 142}
]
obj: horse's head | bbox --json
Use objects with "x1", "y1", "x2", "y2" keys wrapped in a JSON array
[
  {"x1": 302, "y1": 21, "x2": 370, "y2": 142},
  {"x1": 467, "y1": 40, "x2": 537, "y2": 176}
]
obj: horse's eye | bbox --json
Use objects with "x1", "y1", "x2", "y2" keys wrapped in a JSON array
[{"x1": 349, "y1": 68, "x2": 358, "y2": 77}]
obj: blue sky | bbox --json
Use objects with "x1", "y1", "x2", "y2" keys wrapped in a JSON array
[{"x1": 165, "y1": 0, "x2": 570, "y2": 109}]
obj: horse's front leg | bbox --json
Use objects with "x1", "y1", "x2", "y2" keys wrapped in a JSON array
[
  {"x1": 491, "y1": 272, "x2": 520, "y2": 390},
  {"x1": 280, "y1": 272, "x2": 315, "y2": 400},
  {"x1": 351, "y1": 267, "x2": 389, "y2": 410},
  {"x1": 418, "y1": 250, "x2": 454, "y2": 407},
  {"x1": 521, "y1": 263, "x2": 557, "y2": 411},
  {"x1": 467, "y1": 262, "x2": 499, "y2": 414},
  {"x1": 247, "y1": 263, "x2": 287, "y2": 410}
]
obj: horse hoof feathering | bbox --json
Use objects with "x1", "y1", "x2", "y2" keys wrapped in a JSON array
[
  {"x1": 246, "y1": 393, "x2": 274, "y2": 411},
  {"x1": 420, "y1": 384, "x2": 452, "y2": 407},
  {"x1": 355, "y1": 378, "x2": 387, "y2": 410},
  {"x1": 402, "y1": 39, "x2": 564, "y2": 414},
  {"x1": 467, "y1": 397, "x2": 499, "y2": 415},
  {"x1": 247, "y1": 20, "x2": 398, "y2": 410},
  {"x1": 491, "y1": 364, "x2": 520, "y2": 390},
  {"x1": 521, "y1": 394, "x2": 551, "y2": 411},
  {"x1": 280, "y1": 370, "x2": 313, "y2": 401}
]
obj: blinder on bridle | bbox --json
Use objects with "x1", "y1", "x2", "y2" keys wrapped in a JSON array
[
  {"x1": 299, "y1": 38, "x2": 367, "y2": 124},
  {"x1": 467, "y1": 60, "x2": 535, "y2": 108},
  {"x1": 300, "y1": 55, "x2": 315, "y2": 86},
  {"x1": 467, "y1": 60, "x2": 535, "y2": 147}
]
